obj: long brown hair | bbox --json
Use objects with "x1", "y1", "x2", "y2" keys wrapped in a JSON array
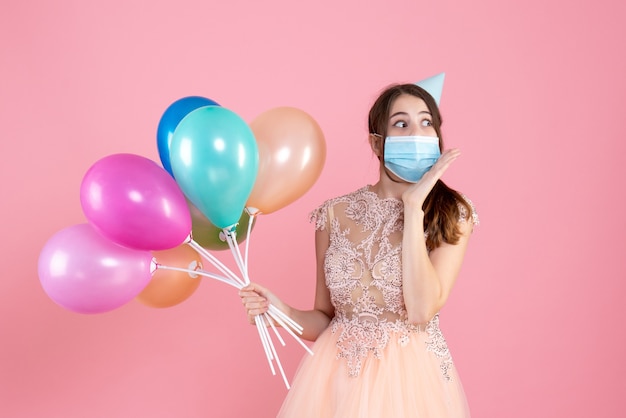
[{"x1": 368, "y1": 83, "x2": 472, "y2": 250}]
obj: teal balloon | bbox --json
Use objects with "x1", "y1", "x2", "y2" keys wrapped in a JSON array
[{"x1": 170, "y1": 106, "x2": 259, "y2": 229}]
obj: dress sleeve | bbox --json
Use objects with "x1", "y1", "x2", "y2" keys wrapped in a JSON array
[
  {"x1": 458, "y1": 195, "x2": 479, "y2": 226},
  {"x1": 309, "y1": 201, "x2": 331, "y2": 231}
]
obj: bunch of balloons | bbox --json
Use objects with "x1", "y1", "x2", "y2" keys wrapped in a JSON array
[{"x1": 38, "y1": 95, "x2": 326, "y2": 388}]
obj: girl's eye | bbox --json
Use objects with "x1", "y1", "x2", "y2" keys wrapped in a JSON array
[
  {"x1": 421, "y1": 119, "x2": 433, "y2": 127},
  {"x1": 393, "y1": 120, "x2": 407, "y2": 128}
]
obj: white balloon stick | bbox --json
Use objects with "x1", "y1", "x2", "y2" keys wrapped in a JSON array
[
  {"x1": 255, "y1": 315, "x2": 276, "y2": 375},
  {"x1": 187, "y1": 239, "x2": 245, "y2": 286}
]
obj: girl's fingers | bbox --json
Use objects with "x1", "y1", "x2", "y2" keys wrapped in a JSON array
[
  {"x1": 434, "y1": 148, "x2": 460, "y2": 170},
  {"x1": 241, "y1": 295, "x2": 267, "y2": 305},
  {"x1": 403, "y1": 149, "x2": 461, "y2": 206},
  {"x1": 239, "y1": 282, "x2": 279, "y2": 325},
  {"x1": 240, "y1": 282, "x2": 269, "y2": 295},
  {"x1": 427, "y1": 149, "x2": 460, "y2": 180},
  {"x1": 243, "y1": 298, "x2": 269, "y2": 309},
  {"x1": 246, "y1": 306, "x2": 269, "y2": 324},
  {"x1": 239, "y1": 285, "x2": 270, "y2": 324}
]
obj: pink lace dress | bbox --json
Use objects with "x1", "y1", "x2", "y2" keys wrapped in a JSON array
[{"x1": 277, "y1": 186, "x2": 478, "y2": 418}]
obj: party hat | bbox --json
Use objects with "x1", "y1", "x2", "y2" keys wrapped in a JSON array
[{"x1": 415, "y1": 72, "x2": 445, "y2": 106}]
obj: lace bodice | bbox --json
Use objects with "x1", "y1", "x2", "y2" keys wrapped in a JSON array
[{"x1": 310, "y1": 186, "x2": 478, "y2": 377}]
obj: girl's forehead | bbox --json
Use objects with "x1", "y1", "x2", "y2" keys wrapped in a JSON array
[{"x1": 389, "y1": 94, "x2": 429, "y2": 114}]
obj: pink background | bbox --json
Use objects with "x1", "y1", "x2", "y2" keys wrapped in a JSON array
[{"x1": 2, "y1": 0, "x2": 625, "y2": 417}]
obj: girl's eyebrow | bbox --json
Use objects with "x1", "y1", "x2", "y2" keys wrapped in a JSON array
[{"x1": 389, "y1": 110, "x2": 431, "y2": 119}]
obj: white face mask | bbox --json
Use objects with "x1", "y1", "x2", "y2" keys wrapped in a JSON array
[{"x1": 383, "y1": 136, "x2": 441, "y2": 182}]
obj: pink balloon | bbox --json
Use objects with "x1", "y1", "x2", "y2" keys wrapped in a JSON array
[
  {"x1": 38, "y1": 223, "x2": 155, "y2": 314},
  {"x1": 80, "y1": 153, "x2": 191, "y2": 251}
]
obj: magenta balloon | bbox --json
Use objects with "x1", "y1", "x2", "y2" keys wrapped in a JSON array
[
  {"x1": 38, "y1": 223, "x2": 155, "y2": 314},
  {"x1": 80, "y1": 153, "x2": 191, "y2": 251}
]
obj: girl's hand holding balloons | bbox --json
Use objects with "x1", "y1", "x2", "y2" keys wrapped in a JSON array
[{"x1": 239, "y1": 282, "x2": 278, "y2": 325}]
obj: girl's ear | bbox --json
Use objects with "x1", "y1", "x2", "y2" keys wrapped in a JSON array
[{"x1": 369, "y1": 133, "x2": 383, "y2": 158}]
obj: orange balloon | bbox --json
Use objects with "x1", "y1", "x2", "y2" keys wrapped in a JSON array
[
  {"x1": 136, "y1": 244, "x2": 202, "y2": 308},
  {"x1": 247, "y1": 107, "x2": 326, "y2": 214}
]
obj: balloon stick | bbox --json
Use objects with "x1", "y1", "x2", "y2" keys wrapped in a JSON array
[
  {"x1": 264, "y1": 312, "x2": 286, "y2": 347},
  {"x1": 187, "y1": 239, "x2": 245, "y2": 286},
  {"x1": 244, "y1": 210, "x2": 258, "y2": 271},
  {"x1": 155, "y1": 265, "x2": 241, "y2": 289},
  {"x1": 224, "y1": 230, "x2": 249, "y2": 284},
  {"x1": 255, "y1": 316, "x2": 276, "y2": 375}
]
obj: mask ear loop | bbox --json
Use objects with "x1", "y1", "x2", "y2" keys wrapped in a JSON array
[
  {"x1": 370, "y1": 133, "x2": 384, "y2": 160},
  {"x1": 371, "y1": 133, "x2": 406, "y2": 184}
]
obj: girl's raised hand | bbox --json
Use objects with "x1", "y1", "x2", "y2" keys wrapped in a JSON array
[{"x1": 402, "y1": 148, "x2": 461, "y2": 209}]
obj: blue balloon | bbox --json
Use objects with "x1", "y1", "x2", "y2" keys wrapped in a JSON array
[
  {"x1": 157, "y1": 96, "x2": 220, "y2": 176},
  {"x1": 170, "y1": 106, "x2": 259, "y2": 229}
]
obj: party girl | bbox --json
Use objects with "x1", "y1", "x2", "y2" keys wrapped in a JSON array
[{"x1": 240, "y1": 75, "x2": 478, "y2": 417}]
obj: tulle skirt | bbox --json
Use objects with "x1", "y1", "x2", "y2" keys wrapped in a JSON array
[{"x1": 277, "y1": 323, "x2": 470, "y2": 418}]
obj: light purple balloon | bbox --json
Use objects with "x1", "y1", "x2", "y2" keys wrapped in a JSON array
[
  {"x1": 38, "y1": 223, "x2": 155, "y2": 314},
  {"x1": 80, "y1": 153, "x2": 191, "y2": 251}
]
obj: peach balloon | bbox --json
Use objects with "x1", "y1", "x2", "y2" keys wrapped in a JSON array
[
  {"x1": 136, "y1": 244, "x2": 203, "y2": 308},
  {"x1": 247, "y1": 107, "x2": 326, "y2": 214}
]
